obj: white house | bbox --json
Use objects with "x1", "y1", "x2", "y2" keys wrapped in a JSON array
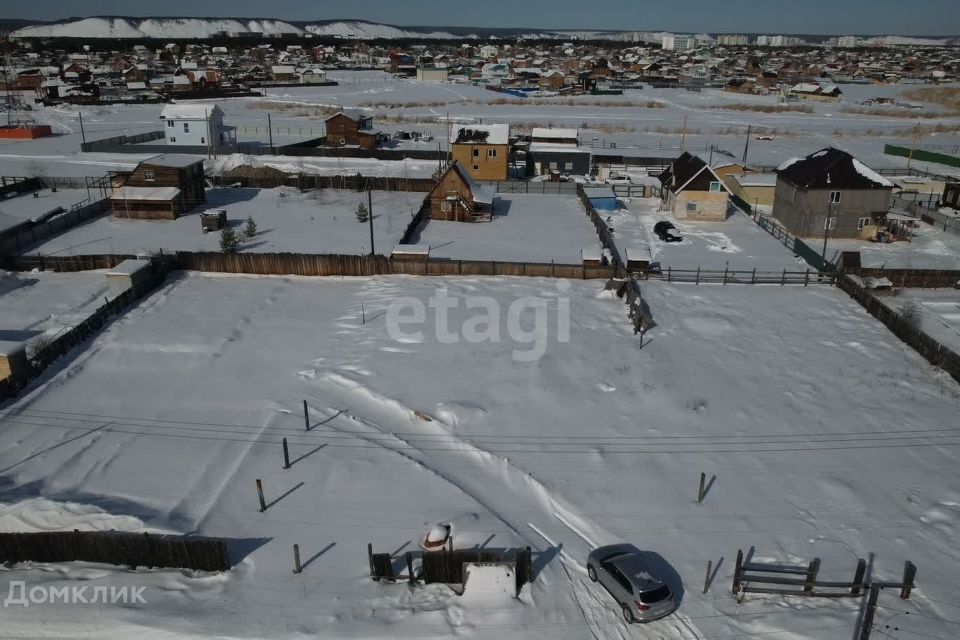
[{"x1": 159, "y1": 103, "x2": 236, "y2": 150}]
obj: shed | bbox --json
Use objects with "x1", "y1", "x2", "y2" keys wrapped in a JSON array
[
  {"x1": 583, "y1": 186, "x2": 618, "y2": 211},
  {"x1": 0, "y1": 340, "x2": 29, "y2": 385},
  {"x1": 104, "y1": 259, "x2": 153, "y2": 297},
  {"x1": 581, "y1": 247, "x2": 604, "y2": 267},
  {"x1": 110, "y1": 186, "x2": 183, "y2": 220},
  {"x1": 392, "y1": 244, "x2": 431, "y2": 261},
  {"x1": 201, "y1": 208, "x2": 228, "y2": 232}
]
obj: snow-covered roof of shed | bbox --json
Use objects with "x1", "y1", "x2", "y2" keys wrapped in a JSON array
[
  {"x1": 392, "y1": 244, "x2": 430, "y2": 256},
  {"x1": 144, "y1": 154, "x2": 204, "y2": 168},
  {"x1": 104, "y1": 259, "x2": 152, "y2": 277},
  {"x1": 531, "y1": 127, "x2": 578, "y2": 141},
  {"x1": 110, "y1": 186, "x2": 182, "y2": 201}
]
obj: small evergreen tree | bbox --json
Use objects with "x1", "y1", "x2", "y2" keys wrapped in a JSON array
[
  {"x1": 244, "y1": 214, "x2": 258, "y2": 238},
  {"x1": 220, "y1": 226, "x2": 240, "y2": 253},
  {"x1": 355, "y1": 201, "x2": 369, "y2": 223}
]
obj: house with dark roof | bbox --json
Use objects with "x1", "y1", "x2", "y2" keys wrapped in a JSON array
[
  {"x1": 773, "y1": 148, "x2": 894, "y2": 239},
  {"x1": 110, "y1": 154, "x2": 206, "y2": 220},
  {"x1": 657, "y1": 152, "x2": 730, "y2": 221}
]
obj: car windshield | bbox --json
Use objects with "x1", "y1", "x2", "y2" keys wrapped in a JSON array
[{"x1": 638, "y1": 585, "x2": 671, "y2": 604}]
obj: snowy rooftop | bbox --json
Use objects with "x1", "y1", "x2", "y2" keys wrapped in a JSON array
[
  {"x1": 104, "y1": 259, "x2": 152, "y2": 277},
  {"x1": 450, "y1": 124, "x2": 510, "y2": 146},
  {"x1": 145, "y1": 154, "x2": 204, "y2": 169},
  {"x1": 110, "y1": 186, "x2": 181, "y2": 201},
  {"x1": 160, "y1": 103, "x2": 221, "y2": 120},
  {"x1": 531, "y1": 127, "x2": 578, "y2": 141}
]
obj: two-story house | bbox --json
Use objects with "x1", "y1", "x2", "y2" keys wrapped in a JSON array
[
  {"x1": 450, "y1": 124, "x2": 510, "y2": 182},
  {"x1": 774, "y1": 148, "x2": 894, "y2": 239},
  {"x1": 159, "y1": 103, "x2": 235, "y2": 151}
]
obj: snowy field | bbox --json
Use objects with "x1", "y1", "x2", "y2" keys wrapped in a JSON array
[
  {"x1": 609, "y1": 197, "x2": 808, "y2": 271},
  {"x1": 826, "y1": 220, "x2": 960, "y2": 269},
  {"x1": 21, "y1": 188, "x2": 426, "y2": 256},
  {"x1": 880, "y1": 288, "x2": 960, "y2": 352},
  {"x1": 414, "y1": 193, "x2": 600, "y2": 263},
  {"x1": 3, "y1": 77, "x2": 960, "y2": 182},
  {"x1": 0, "y1": 270, "x2": 108, "y2": 340},
  {"x1": 1, "y1": 273, "x2": 959, "y2": 639}
]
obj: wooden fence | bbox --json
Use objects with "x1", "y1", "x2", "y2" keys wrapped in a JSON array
[
  {"x1": 847, "y1": 267, "x2": 960, "y2": 289},
  {"x1": 0, "y1": 261, "x2": 167, "y2": 400},
  {"x1": 0, "y1": 531, "x2": 228, "y2": 571},
  {"x1": 0, "y1": 199, "x2": 110, "y2": 255},
  {"x1": 212, "y1": 174, "x2": 435, "y2": 192},
  {"x1": 2, "y1": 252, "x2": 615, "y2": 280},
  {"x1": 836, "y1": 273, "x2": 960, "y2": 384},
  {"x1": 368, "y1": 543, "x2": 533, "y2": 596},
  {"x1": 659, "y1": 267, "x2": 836, "y2": 286},
  {"x1": 576, "y1": 183, "x2": 626, "y2": 276}
]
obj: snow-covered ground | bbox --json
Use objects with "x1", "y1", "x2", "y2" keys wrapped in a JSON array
[
  {"x1": 826, "y1": 220, "x2": 960, "y2": 269},
  {"x1": 0, "y1": 270, "x2": 109, "y2": 341},
  {"x1": 0, "y1": 189, "x2": 92, "y2": 234},
  {"x1": 21, "y1": 188, "x2": 426, "y2": 256},
  {"x1": 1, "y1": 273, "x2": 958, "y2": 640},
  {"x1": 609, "y1": 197, "x2": 808, "y2": 271},
  {"x1": 414, "y1": 193, "x2": 600, "y2": 263},
  {"x1": 880, "y1": 288, "x2": 960, "y2": 352}
]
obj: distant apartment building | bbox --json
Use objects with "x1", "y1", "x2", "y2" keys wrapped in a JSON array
[
  {"x1": 716, "y1": 35, "x2": 749, "y2": 46},
  {"x1": 836, "y1": 36, "x2": 859, "y2": 48},
  {"x1": 756, "y1": 35, "x2": 802, "y2": 47},
  {"x1": 662, "y1": 35, "x2": 696, "y2": 52}
]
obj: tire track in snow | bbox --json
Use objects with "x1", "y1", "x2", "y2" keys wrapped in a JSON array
[{"x1": 305, "y1": 371, "x2": 705, "y2": 640}]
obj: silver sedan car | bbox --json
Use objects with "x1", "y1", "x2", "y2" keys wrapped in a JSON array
[{"x1": 586, "y1": 545, "x2": 676, "y2": 623}]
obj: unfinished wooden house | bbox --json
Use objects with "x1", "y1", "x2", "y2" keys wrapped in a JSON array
[{"x1": 427, "y1": 162, "x2": 496, "y2": 222}]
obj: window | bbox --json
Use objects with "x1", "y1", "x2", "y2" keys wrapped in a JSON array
[
  {"x1": 473, "y1": 148, "x2": 480, "y2": 157},
  {"x1": 823, "y1": 217, "x2": 838, "y2": 230},
  {"x1": 339, "y1": 138, "x2": 346, "y2": 145},
  {"x1": 686, "y1": 202, "x2": 698, "y2": 212},
  {"x1": 200, "y1": 137, "x2": 205, "y2": 145},
  {"x1": 166, "y1": 120, "x2": 174, "y2": 128},
  {"x1": 338, "y1": 124, "x2": 344, "y2": 132},
  {"x1": 830, "y1": 190, "x2": 841, "y2": 204},
  {"x1": 487, "y1": 149, "x2": 497, "y2": 158},
  {"x1": 857, "y1": 217, "x2": 871, "y2": 230},
  {"x1": 183, "y1": 122, "x2": 189, "y2": 133},
  {"x1": 441, "y1": 201, "x2": 452, "y2": 212},
  {"x1": 709, "y1": 181, "x2": 722, "y2": 192},
  {"x1": 604, "y1": 566, "x2": 633, "y2": 593},
  {"x1": 169, "y1": 137, "x2": 176, "y2": 143},
  {"x1": 565, "y1": 162, "x2": 574, "y2": 171},
  {"x1": 473, "y1": 164, "x2": 480, "y2": 172},
  {"x1": 550, "y1": 162, "x2": 558, "y2": 170},
  {"x1": 143, "y1": 169, "x2": 155, "y2": 181}
]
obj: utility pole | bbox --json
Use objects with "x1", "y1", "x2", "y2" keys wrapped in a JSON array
[
  {"x1": 708, "y1": 144, "x2": 714, "y2": 167},
  {"x1": 267, "y1": 112, "x2": 274, "y2": 154},
  {"x1": 821, "y1": 201, "x2": 833, "y2": 263},
  {"x1": 680, "y1": 114, "x2": 688, "y2": 153},
  {"x1": 742, "y1": 124, "x2": 751, "y2": 164},
  {"x1": 367, "y1": 188, "x2": 375, "y2": 256},
  {"x1": 78, "y1": 111, "x2": 87, "y2": 147}
]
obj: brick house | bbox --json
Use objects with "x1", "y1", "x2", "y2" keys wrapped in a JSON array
[
  {"x1": 773, "y1": 148, "x2": 894, "y2": 239},
  {"x1": 657, "y1": 152, "x2": 731, "y2": 221}
]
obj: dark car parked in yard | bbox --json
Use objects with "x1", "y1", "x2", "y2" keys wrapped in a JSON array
[
  {"x1": 654, "y1": 221, "x2": 682, "y2": 242},
  {"x1": 587, "y1": 545, "x2": 677, "y2": 623}
]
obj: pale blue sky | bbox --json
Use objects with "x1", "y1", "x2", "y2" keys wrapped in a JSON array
[{"x1": 5, "y1": 0, "x2": 959, "y2": 35}]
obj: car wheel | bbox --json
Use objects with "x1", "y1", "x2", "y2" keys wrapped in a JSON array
[
  {"x1": 587, "y1": 565, "x2": 597, "y2": 582},
  {"x1": 623, "y1": 605, "x2": 635, "y2": 624}
]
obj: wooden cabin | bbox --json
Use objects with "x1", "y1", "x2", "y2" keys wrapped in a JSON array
[
  {"x1": 427, "y1": 162, "x2": 496, "y2": 222},
  {"x1": 111, "y1": 154, "x2": 205, "y2": 220}
]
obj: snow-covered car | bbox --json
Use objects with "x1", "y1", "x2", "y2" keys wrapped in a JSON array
[
  {"x1": 653, "y1": 221, "x2": 682, "y2": 242},
  {"x1": 587, "y1": 546, "x2": 676, "y2": 623},
  {"x1": 605, "y1": 174, "x2": 632, "y2": 185}
]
